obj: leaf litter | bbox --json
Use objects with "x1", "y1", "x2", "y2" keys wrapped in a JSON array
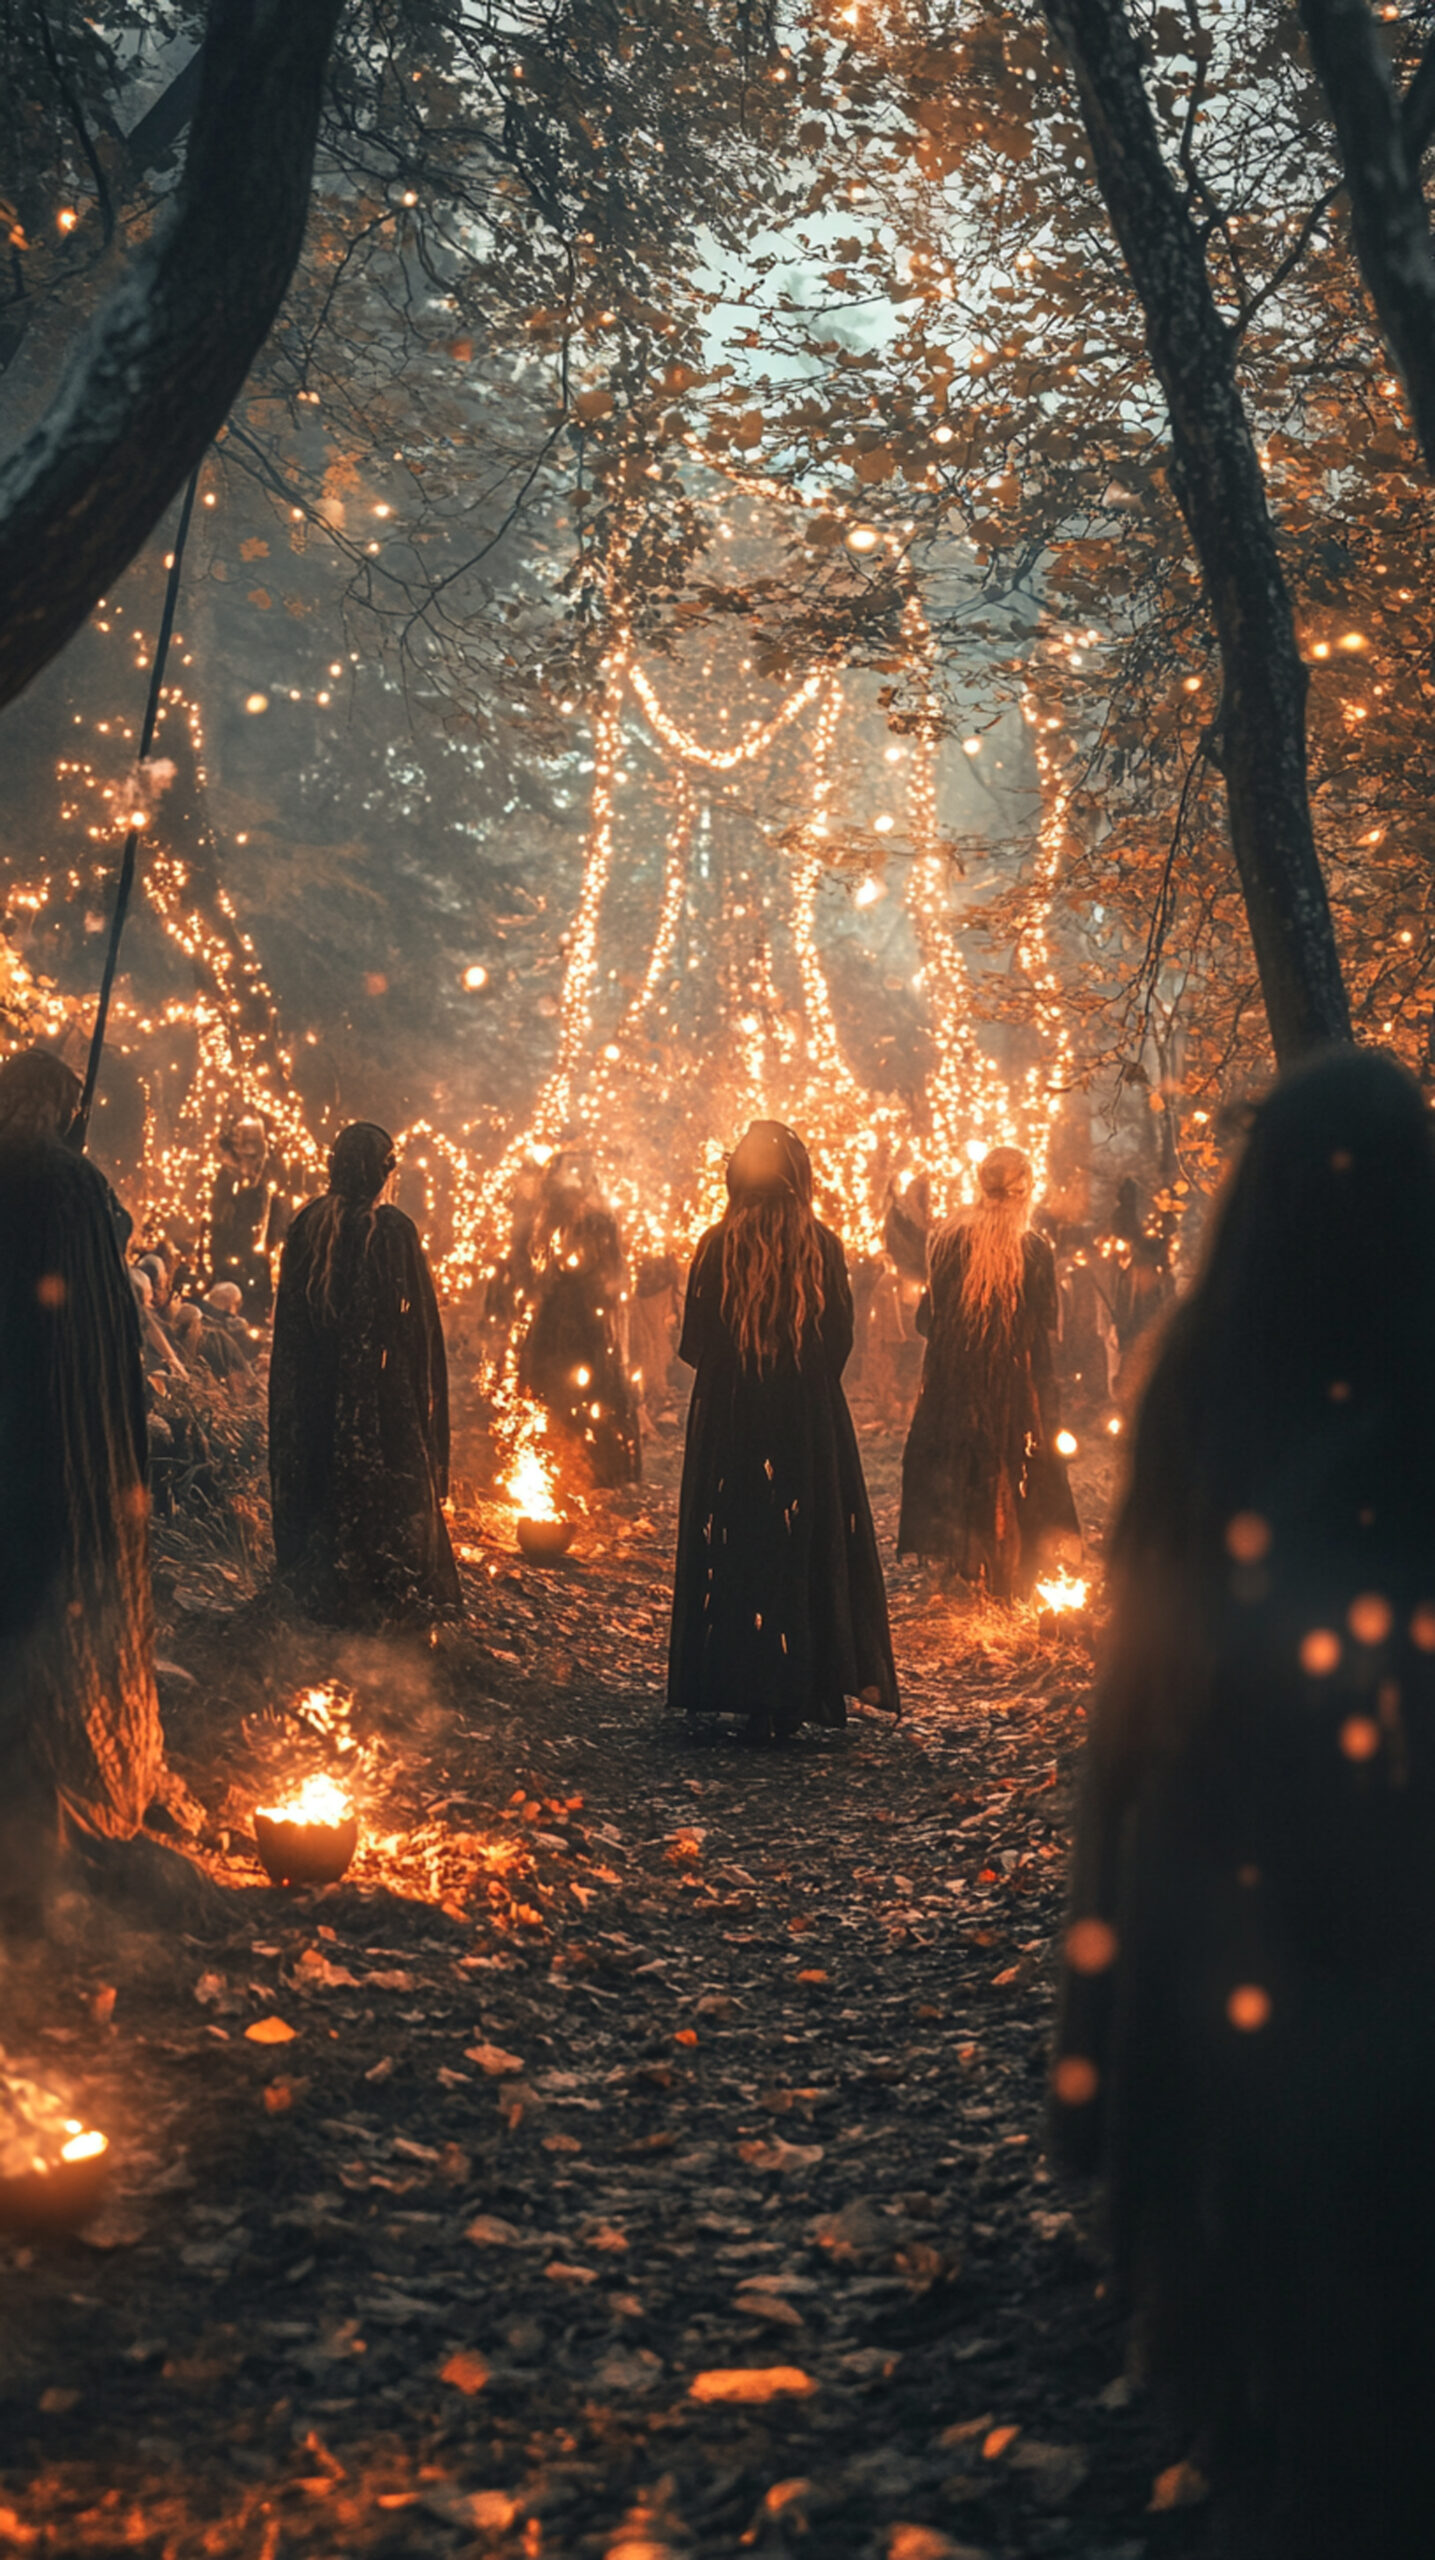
[{"x1": 0, "y1": 1424, "x2": 1214, "y2": 2554}]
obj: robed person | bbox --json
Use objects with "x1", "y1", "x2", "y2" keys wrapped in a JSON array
[
  {"x1": 668, "y1": 1120, "x2": 898, "y2": 1741},
  {"x1": 1052, "y1": 1050, "x2": 1435, "y2": 2560},
  {"x1": 519, "y1": 1197, "x2": 641, "y2": 1488},
  {"x1": 0, "y1": 1048, "x2": 161, "y2": 1915},
  {"x1": 898, "y1": 1144, "x2": 1079, "y2": 1598},
  {"x1": 210, "y1": 1113, "x2": 290, "y2": 1320},
  {"x1": 269, "y1": 1122, "x2": 461, "y2": 1625}
]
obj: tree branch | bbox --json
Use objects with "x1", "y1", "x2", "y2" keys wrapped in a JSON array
[
  {"x1": 0, "y1": 0, "x2": 344, "y2": 712},
  {"x1": 1041, "y1": 0, "x2": 1351, "y2": 1060},
  {"x1": 1300, "y1": 0, "x2": 1435, "y2": 478}
]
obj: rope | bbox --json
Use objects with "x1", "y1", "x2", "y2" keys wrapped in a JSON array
[{"x1": 76, "y1": 460, "x2": 202, "y2": 1147}]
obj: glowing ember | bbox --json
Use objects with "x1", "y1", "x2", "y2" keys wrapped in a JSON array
[
  {"x1": 1035, "y1": 1568, "x2": 1088, "y2": 1615},
  {"x1": 61, "y1": 2129, "x2": 108, "y2": 2164},
  {"x1": 256, "y1": 1771, "x2": 354, "y2": 1827},
  {"x1": 1055, "y1": 1428, "x2": 1078, "y2": 1457}
]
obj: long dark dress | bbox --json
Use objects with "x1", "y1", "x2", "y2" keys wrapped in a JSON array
[
  {"x1": 519, "y1": 1209, "x2": 641, "y2": 1489},
  {"x1": 668, "y1": 1222, "x2": 899, "y2": 1732},
  {"x1": 0, "y1": 1138, "x2": 161, "y2": 1889},
  {"x1": 269, "y1": 1200, "x2": 461, "y2": 1624},
  {"x1": 898, "y1": 1223, "x2": 1078, "y2": 1594}
]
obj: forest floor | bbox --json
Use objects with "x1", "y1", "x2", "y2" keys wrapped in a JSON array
[{"x1": 0, "y1": 1409, "x2": 1219, "y2": 2560}]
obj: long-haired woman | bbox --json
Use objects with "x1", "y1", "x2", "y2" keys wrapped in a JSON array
[
  {"x1": 898, "y1": 1144, "x2": 1078, "y2": 1596},
  {"x1": 668, "y1": 1120, "x2": 898, "y2": 1740},
  {"x1": 1052, "y1": 1049, "x2": 1435, "y2": 2558},
  {"x1": 269, "y1": 1122, "x2": 460, "y2": 1625}
]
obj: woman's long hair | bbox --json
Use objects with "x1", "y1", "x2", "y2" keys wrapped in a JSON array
[
  {"x1": 933, "y1": 1144, "x2": 1032, "y2": 1335},
  {"x1": 0, "y1": 1046, "x2": 82, "y2": 1144},
  {"x1": 1106, "y1": 1048, "x2": 1435, "y2": 1742},
  {"x1": 305, "y1": 1121, "x2": 396, "y2": 1316},
  {"x1": 719, "y1": 1120, "x2": 827, "y2": 1373}
]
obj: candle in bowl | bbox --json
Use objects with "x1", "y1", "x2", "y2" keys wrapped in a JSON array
[
  {"x1": 507, "y1": 1441, "x2": 574, "y2": 1560},
  {"x1": 253, "y1": 1772, "x2": 359, "y2": 1888},
  {"x1": 0, "y1": 2072, "x2": 109, "y2": 2238}
]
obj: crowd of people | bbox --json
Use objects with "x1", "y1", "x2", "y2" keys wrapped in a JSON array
[{"x1": 7, "y1": 1033, "x2": 1431, "y2": 2548}]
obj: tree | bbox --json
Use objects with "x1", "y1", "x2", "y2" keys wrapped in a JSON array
[
  {"x1": 0, "y1": 0, "x2": 344, "y2": 712},
  {"x1": 1300, "y1": 0, "x2": 1435, "y2": 476},
  {"x1": 1035, "y1": 0, "x2": 1349, "y2": 1062}
]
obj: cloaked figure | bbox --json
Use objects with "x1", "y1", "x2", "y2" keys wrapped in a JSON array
[
  {"x1": 1052, "y1": 1050, "x2": 1435, "y2": 2560},
  {"x1": 210, "y1": 1113, "x2": 290, "y2": 1320},
  {"x1": 0, "y1": 1049, "x2": 161, "y2": 1915},
  {"x1": 668, "y1": 1120, "x2": 898, "y2": 1741},
  {"x1": 519, "y1": 1197, "x2": 641, "y2": 1489},
  {"x1": 269, "y1": 1122, "x2": 461, "y2": 1625},
  {"x1": 898, "y1": 1145, "x2": 1079, "y2": 1597}
]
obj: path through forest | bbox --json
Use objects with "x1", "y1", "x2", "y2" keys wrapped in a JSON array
[{"x1": 0, "y1": 1422, "x2": 1216, "y2": 2559}]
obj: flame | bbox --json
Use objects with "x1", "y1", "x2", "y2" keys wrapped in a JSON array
[
  {"x1": 507, "y1": 1436, "x2": 559, "y2": 1522},
  {"x1": 60, "y1": 2127, "x2": 108, "y2": 2164},
  {"x1": 256, "y1": 1771, "x2": 354, "y2": 1827},
  {"x1": 1035, "y1": 1567, "x2": 1088, "y2": 1614},
  {"x1": 0, "y1": 2076, "x2": 108, "y2": 2180}
]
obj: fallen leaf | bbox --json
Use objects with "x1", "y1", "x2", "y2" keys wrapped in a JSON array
[
  {"x1": 734, "y1": 2287, "x2": 804, "y2": 2329},
  {"x1": 887, "y1": 2531, "x2": 974, "y2": 2560},
  {"x1": 544, "y1": 2259, "x2": 597, "y2": 2284},
  {"x1": 439, "y1": 2349, "x2": 491, "y2": 2396},
  {"x1": 737, "y1": 2137, "x2": 824, "y2": 2173},
  {"x1": 1149, "y1": 2459, "x2": 1209, "y2": 2512},
  {"x1": 982, "y1": 2424, "x2": 1020, "y2": 2460},
  {"x1": 465, "y1": 2214, "x2": 525, "y2": 2247},
  {"x1": 245, "y1": 2017, "x2": 296, "y2": 2044},
  {"x1": 688, "y1": 2366, "x2": 816, "y2": 2404},
  {"x1": 466, "y1": 2041, "x2": 525, "y2": 2076},
  {"x1": 295, "y1": 1949, "x2": 358, "y2": 1989}
]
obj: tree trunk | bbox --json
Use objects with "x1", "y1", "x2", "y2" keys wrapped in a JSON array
[
  {"x1": 1041, "y1": 0, "x2": 1352, "y2": 1063},
  {"x1": 1300, "y1": 0, "x2": 1435, "y2": 480},
  {"x1": 0, "y1": 0, "x2": 343, "y2": 714}
]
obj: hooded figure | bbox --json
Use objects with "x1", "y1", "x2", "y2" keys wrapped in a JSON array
[
  {"x1": 269, "y1": 1122, "x2": 460, "y2": 1624},
  {"x1": 1052, "y1": 1050, "x2": 1435, "y2": 2560},
  {"x1": 667, "y1": 1120, "x2": 898, "y2": 1740},
  {"x1": 898, "y1": 1145, "x2": 1079, "y2": 1596},
  {"x1": 209, "y1": 1113, "x2": 290, "y2": 1319},
  {"x1": 518, "y1": 1192, "x2": 641, "y2": 1489},
  {"x1": 0, "y1": 1047, "x2": 161, "y2": 1915}
]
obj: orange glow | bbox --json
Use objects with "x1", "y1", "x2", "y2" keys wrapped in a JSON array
[{"x1": 255, "y1": 1772, "x2": 353, "y2": 1827}]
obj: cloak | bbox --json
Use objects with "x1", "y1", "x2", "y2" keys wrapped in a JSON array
[
  {"x1": 269, "y1": 1199, "x2": 461, "y2": 1623},
  {"x1": 668, "y1": 1222, "x2": 898, "y2": 1732},
  {"x1": 898, "y1": 1223, "x2": 1078, "y2": 1594},
  {"x1": 0, "y1": 1137, "x2": 161, "y2": 1873}
]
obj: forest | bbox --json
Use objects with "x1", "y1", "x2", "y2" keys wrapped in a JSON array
[{"x1": 2, "y1": 0, "x2": 1435, "y2": 2552}]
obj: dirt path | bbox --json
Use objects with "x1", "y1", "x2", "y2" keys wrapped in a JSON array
[{"x1": 0, "y1": 1422, "x2": 1214, "y2": 2560}]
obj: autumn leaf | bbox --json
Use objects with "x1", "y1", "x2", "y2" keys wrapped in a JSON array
[
  {"x1": 438, "y1": 2349, "x2": 490, "y2": 2395},
  {"x1": 465, "y1": 2040, "x2": 524, "y2": 2075},
  {"x1": 244, "y1": 2017, "x2": 296, "y2": 2044},
  {"x1": 688, "y1": 2366, "x2": 816, "y2": 2404}
]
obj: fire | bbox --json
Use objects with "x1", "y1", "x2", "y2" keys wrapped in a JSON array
[
  {"x1": 0, "y1": 2073, "x2": 108, "y2": 2180},
  {"x1": 505, "y1": 1413, "x2": 560, "y2": 1521},
  {"x1": 60, "y1": 2128, "x2": 108, "y2": 2165},
  {"x1": 256, "y1": 1771, "x2": 354, "y2": 1827},
  {"x1": 1035, "y1": 1567, "x2": 1088, "y2": 1614}
]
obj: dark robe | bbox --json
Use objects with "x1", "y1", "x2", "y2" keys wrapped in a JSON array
[
  {"x1": 519, "y1": 1210, "x2": 641, "y2": 1489},
  {"x1": 0, "y1": 1138, "x2": 161, "y2": 1886},
  {"x1": 1053, "y1": 1544, "x2": 1435, "y2": 2560},
  {"x1": 667, "y1": 1222, "x2": 899, "y2": 1733},
  {"x1": 269, "y1": 1200, "x2": 461, "y2": 1624},
  {"x1": 898, "y1": 1224, "x2": 1078, "y2": 1595},
  {"x1": 210, "y1": 1148, "x2": 290, "y2": 1319}
]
